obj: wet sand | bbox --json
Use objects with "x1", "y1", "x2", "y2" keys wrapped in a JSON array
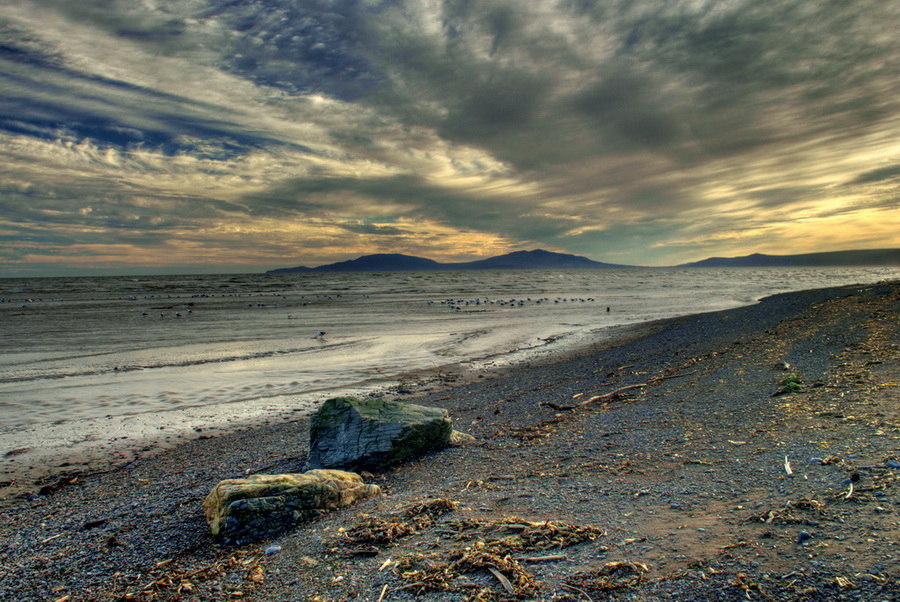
[{"x1": 0, "y1": 280, "x2": 897, "y2": 600}]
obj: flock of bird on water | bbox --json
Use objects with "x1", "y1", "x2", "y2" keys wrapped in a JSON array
[{"x1": 5, "y1": 291, "x2": 611, "y2": 343}]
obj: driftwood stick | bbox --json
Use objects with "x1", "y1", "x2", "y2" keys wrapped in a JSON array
[
  {"x1": 487, "y1": 567, "x2": 515, "y2": 594},
  {"x1": 512, "y1": 553, "x2": 568, "y2": 562},
  {"x1": 376, "y1": 583, "x2": 388, "y2": 602},
  {"x1": 540, "y1": 370, "x2": 696, "y2": 412},
  {"x1": 562, "y1": 583, "x2": 595, "y2": 600},
  {"x1": 577, "y1": 383, "x2": 647, "y2": 406},
  {"x1": 541, "y1": 383, "x2": 648, "y2": 411}
]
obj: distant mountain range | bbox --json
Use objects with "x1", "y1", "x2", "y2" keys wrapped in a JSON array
[
  {"x1": 267, "y1": 248, "x2": 900, "y2": 273},
  {"x1": 678, "y1": 248, "x2": 900, "y2": 268},
  {"x1": 267, "y1": 249, "x2": 634, "y2": 273}
]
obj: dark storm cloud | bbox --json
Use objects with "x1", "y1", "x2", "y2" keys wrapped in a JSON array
[
  {"x1": 568, "y1": 61, "x2": 691, "y2": 152},
  {"x1": 354, "y1": 0, "x2": 899, "y2": 172}
]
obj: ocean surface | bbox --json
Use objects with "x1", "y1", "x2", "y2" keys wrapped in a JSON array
[
  {"x1": 3, "y1": 267, "x2": 900, "y2": 427},
  {"x1": 1, "y1": 267, "x2": 899, "y2": 478}
]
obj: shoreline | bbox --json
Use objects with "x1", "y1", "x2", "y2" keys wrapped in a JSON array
[
  {"x1": 0, "y1": 304, "x2": 695, "y2": 503},
  {"x1": 0, "y1": 319, "x2": 668, "y2": 506},
  {"x1": 1, "y1": 280, "x2": 898, "y2": 600}
]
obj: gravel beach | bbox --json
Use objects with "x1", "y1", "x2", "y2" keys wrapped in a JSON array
[{"x1": 1, "y1": 280, "x2": 898, "y2": 601}]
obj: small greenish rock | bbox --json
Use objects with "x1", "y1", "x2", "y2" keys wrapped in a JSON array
[
  {"x1": 203, "y1": 469, "x2": 380, "y2": 544},
  {"x1": 305, "y1": 397, "x2": 454, "y2": 471}
]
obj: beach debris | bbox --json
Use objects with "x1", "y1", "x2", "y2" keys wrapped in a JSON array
[
  {"x1": 203, "y1": 469, "x2": 381, "y2": 544},
  {"x1": 404, "y1": 497, "x2": 461, "y2": 517},
  {"x1": 541, "y1": 383, "x2": 647, "y2": 411},
  {"x1": 513, "y1": 553, "x2": 569, "y2": 562},
  {"x1": 541, "y1": 370, "x2": 696, "y2": 412},
  {"x1": 834, "y1": 575, "x2": 855, "y2": 589},
  {"x1": 488, "y1": 565, "x2": 516, "y2": 594},
  {"x1": 564, "y1": 561, "x2": 650, "y2": 592},
  {"x1": 784, "y1": 455, "x2": 794, "y2": 476},
  {"x1": 444, "y1": 517, "x2": 606, "y2": 552},
  {"x1": 381, "y1": 517, "x2": 603, "y2": 596},
  {"x1": 109, "y1": 549, "x2": 266, "y2": 600},
  {"x1": 820, "y1": 454, "x2": 846, "y2": 466},
  {"x1": 751, "y1": 498, "x2": 826, "y2": 525},
  {"x1": 342, "y1": 516, "x2": 423, "y2": 545},
  {"x1": 304, "y1": 397, "x2": 464, "y2": 471},
  {"x1": 376, "y1": 583, "x2": 389, "y2": 602},
  {"x1": 509, "y1": 415, "x2": 566, "y2": 441},
  {"x1": 394, "y1": 540, "x2": 540, "y2": 597},
  {"x1": 341, "y1": 498, "x2": 459, "y2": 545},
  {"x1": 41, "y1": 533, "x2": 64, "y2": 544},
  {"x1": 343, "y1": 544, "x2": 381, "y2": 557},
  {"x1": 731, "y1": 572, "x2": 770, "y2": 600},
  {"x1": 37, "y1": 474, "x2": 80, "y2": 497}
]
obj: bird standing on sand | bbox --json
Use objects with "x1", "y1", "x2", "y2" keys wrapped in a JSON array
[{"x1": 315, "y1": 331, "x2": 327, "y2": 340}]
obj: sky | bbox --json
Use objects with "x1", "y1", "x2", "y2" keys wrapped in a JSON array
[{"x1": 1, "y1": 0, "x2": 898, "y2": 276}]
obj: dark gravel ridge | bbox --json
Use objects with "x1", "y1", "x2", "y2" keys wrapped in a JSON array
[{"x1": 0, "y1": 280, "x2": 898, "y2": 601}]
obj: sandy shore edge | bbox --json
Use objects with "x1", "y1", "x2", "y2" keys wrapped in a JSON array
[{"x1": 0, "y1": 309, "x2": 680, "y2": 504}]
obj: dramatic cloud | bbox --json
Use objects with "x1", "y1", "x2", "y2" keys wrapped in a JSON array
[{"x1": 1, "y1": 0, "x2": 898, "y2": 275}]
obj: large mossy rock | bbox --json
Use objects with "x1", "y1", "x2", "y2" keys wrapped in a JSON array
[
  {"x1": 203, "y1": 469, "x2": 380, "y2": 544},
  {"x1": 304, "y1": 397, "x2": 454, "y2": 471}
]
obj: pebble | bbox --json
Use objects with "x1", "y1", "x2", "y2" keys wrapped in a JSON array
[
  {"x1": 264, "y1": 544, "x2": 282, "y2": 555},
  {"x1": 797, "y1": 530, "x2": 812, "y2": 544},
  {"x1": 886, "y1": 459, "x2": 900, "y2": 469}
]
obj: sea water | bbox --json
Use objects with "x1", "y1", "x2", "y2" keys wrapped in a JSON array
[{"x1": 1, "y1": 267, "x2": 898, "y2": 478}]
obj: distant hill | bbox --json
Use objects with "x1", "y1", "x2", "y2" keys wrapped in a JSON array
[
  {"x1": 267, "y1": 249, "x2": 634, "y2": 273},
  {"x1": 680, "y1": 249, "x2": 900, "y2": 268},
  {"x1": 267, "y1": 247, "x2": 900, "y2": 273},
  {"x1": 452, "y1": 249, "x2": 632, "y2": 270}
]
